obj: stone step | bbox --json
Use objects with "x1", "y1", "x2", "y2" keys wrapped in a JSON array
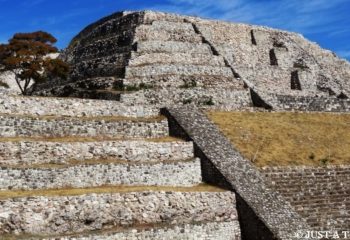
[
  {"x1": 151, "y1": 20, "x2": 194, "y2": 31},
  {"x1": 0, "y1": 158, "x2": 202, "y2": 190},
  {"x1": 136, "y1": 41, "x2": 212, "y2": 54},
  {"x1": 72, "y1": 37, "x2": 132, "y2": 62},
  {"x1": 29, "y1": 222, "x2": 240, "y2": 240},
  {"x1": 37, "y1": 86, "x2": 122, "y2": 101},
  {"x1": 0, "y1": 138, "x2": 193, "y2": 166},
  {"x1": 123, "y1": 74, "x2": 239, "y2": 89},
  {"x1": 70, "y1": 56, "x2": 126, "y2": 80},
  {"x1": 0, "y1": 185, "x2": 238, "y2": 236},
  {"x1": 0, "y1": 95, "x2": 159, "y2": 118},
  {"x1": 120, "y1": 87, "x2": 252, "y2": 110},
  {"x1": 143, "y1": 11, "x2": 187, "y2": 24},
  {"x1": 0, "y1": 114, "x2": 168, "y2": 138},
  {"x1": 135, "y1": 25, "x2": 202, "y2": 43},
  {"x1": 125, "y1": 64, "x2": 233, "y2": 79},
  {"x1": 128, "y1": 53, "x2": 226, "y2": 67},
  {"x1": 33, "y1": 76, "x2": 119, "y2": 94},
  {"x1": 73, "y1": 12, "x2": 141, "y2": 46}
]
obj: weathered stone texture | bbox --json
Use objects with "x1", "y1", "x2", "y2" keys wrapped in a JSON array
[
  {"x1": 0, "y1": 159, "x2": 202, "y2": 190},
  {"x1": 120, "y1": 88, "x2": 251, "y2": 110},
  {"x1": 0, "y1": 95, "x2": 159, "y2": 118},
  {"x1": 265, "y1": 94, "x2": 350, "y2": 112},
  {"x1": 0, "y1": 191, "x2": 237, "y2": 235},
  {"x1": 0, "y1": 115, "x2": 168, "y2": 138},
  {"x1": 0, "y1": 140, "x2": 193, "y2": 166},
  {"x1": 32, "y1": 10, "x2": 350, "y2": 112},
  {"x1": 163, "y1": 106, "x2": 309, "y2": 240},
  {"x1": 44, "y1": 222, "x2": 241, "y2": 240},
  {"x1": 64, "y1": 12, "x2": 145, "y2": 81},
  {"x1": 262, "y1": 165, "x2": 350, "y2": 231},
  {"x1": 128, "y1": 53, "x2": 226, "y2": 68}
]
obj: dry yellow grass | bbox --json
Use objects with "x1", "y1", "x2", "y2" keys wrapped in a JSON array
[
  {"x1": 0, "y1": 184, "x2": 225, "y2": 199},
  {"x1": 207, "y1": 111, "x2": 350, "y2": 167}
]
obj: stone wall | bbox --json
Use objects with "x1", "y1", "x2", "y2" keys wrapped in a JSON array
[
  {"x1": 262, "y1": 165, "x2": 350, "y2": 231},
  {"x1": 45, "y1": 222, "x2": 241, "y2": 240},
  {"x1": 0, "y1": 115, "x2": 168, "y2": 138},
  {"x1": 0, "y1": 95, "x2": 159, "y2": 118},
  {"x1": 190, "y1": 17, "x2": 350, "y2": 98},
  {"x1": 162, "y1": 105, "x2": 309, "y2": 240},
  {"x1": 265, "y1": 94, "x2": 350, "y2": 112},
  {"x1": 32, "y1": 10, "x2": 350, "y2": 112},
  {"x1": 0, "y1": 159, "x2": 202, "y2": 190},
  {"x1": 0, "y1": 140, "x2": 193, "y2": 166},
  {"x1": 120, "y1": 87, "x2": 252, "y2": 110},
  {"x1": 64, "y1": 12, "x2": 145, "y2": 81},
  {"x1": 0, "y1": 191, "x2": 237, "y2": 235}
]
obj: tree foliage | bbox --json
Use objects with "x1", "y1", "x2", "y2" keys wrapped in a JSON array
[{"x1": 0, "y1": 31, "x2": 69, "y2": 95}]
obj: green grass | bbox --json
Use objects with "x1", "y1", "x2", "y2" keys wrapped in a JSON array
[{"x1": 208, "y1": 111, "x2": 350, "y2": 167}]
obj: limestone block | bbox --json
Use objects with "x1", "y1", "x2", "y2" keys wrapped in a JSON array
[
  {"x1": 0, "y1": 140, "x2": 194, "y2": 165},
  {"x1": 136, "y1": 41, "x2": 212, "y2": 54},
  {"x1": 0, "y1": 191, "x2": 237, "y2": 235}
]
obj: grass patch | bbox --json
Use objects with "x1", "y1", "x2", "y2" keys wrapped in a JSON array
[
  {"x1": 207, "y1": 111, "x2": 350, "y2": 167},
  {"x1": 0, "y1": 184, "x2": 226, "y2": 199}
]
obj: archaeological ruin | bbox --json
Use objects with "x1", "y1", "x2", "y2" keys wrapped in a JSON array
[{"x1": 0, "y1": 10, "x2": 349, "y2": 240}]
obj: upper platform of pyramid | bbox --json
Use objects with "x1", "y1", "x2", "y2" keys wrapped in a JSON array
[{"x1": 30, "y1": 10, "x2": 350, "y2": 111}]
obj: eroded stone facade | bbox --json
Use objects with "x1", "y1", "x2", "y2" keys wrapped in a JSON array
[
  {"x1": 0, "y1": 191, "x2": 237, "y2": 235},
  {"x1": 31, "y1": 10, "x2": 350, "y2": 112}
]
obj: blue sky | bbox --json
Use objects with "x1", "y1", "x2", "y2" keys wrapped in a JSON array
[{"x1": 1, "y1": 0, "x2": 350, "y2": 60}]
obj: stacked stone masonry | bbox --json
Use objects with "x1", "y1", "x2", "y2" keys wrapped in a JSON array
[
  {"x1": 0, "y1": 85, "x2": 242, "y2": 239},
  {"x1": 0, "y1": 115, "x2": 168, "y2": 138},
  {"x1": 0, "y1": 95, "x2": 159, "y2": 118},
  {"x1": 42, "y1": 222, "x2": 240, "y2": 240},
  {"x1": 0, "y1": 158, "x2": 202, "y2": 190},
  {"x1": 31, "y1": 10, "x2": 350, "y2": 112},
  {"x1": 163, "y1": 106, "x2": 310, "y2": 240},
  {"x1": 262, "y1": 165, "x2": 350, "y2": 231},
  {"x1": 2, "y1": 8, "x2": 350, "y2": 240},
  {"x1": 266, "y1": 94, "x2": 350, "y2": 112},
  {"x1": 0, "y1": 140, "x2": 194, "y2": 165},
  {"x1": 0, "y1": 191, "x2": 238, "y2": 236}
]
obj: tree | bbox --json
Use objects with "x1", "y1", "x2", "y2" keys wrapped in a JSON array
[{"x1": 0, "y1": 31, "x2": 69, "y2": 95}]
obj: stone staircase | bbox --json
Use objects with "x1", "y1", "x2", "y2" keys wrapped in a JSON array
[
  {"x1": 262, "y1": 166, "x2": 350, "y2": 231},
  {"x1": 32, "y1": 12, "x2": 252, "y2": 111},
  {"x1": 30, "y1": 10, "x2": 350, "y2": 113},
  {"x1": 121, "y1": 17, "x2": 251, "y2": 109},
  {"x1": 0, "y1": 95, "x2": 241, "y2": 239}
]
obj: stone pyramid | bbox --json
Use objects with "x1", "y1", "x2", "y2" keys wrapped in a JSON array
[
  {"x1": 33, "y1": 10, "x2": 350, "y2": 112},
  {"x1": 1, "y1": 10, "x2": 350, "y2": 240}
]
